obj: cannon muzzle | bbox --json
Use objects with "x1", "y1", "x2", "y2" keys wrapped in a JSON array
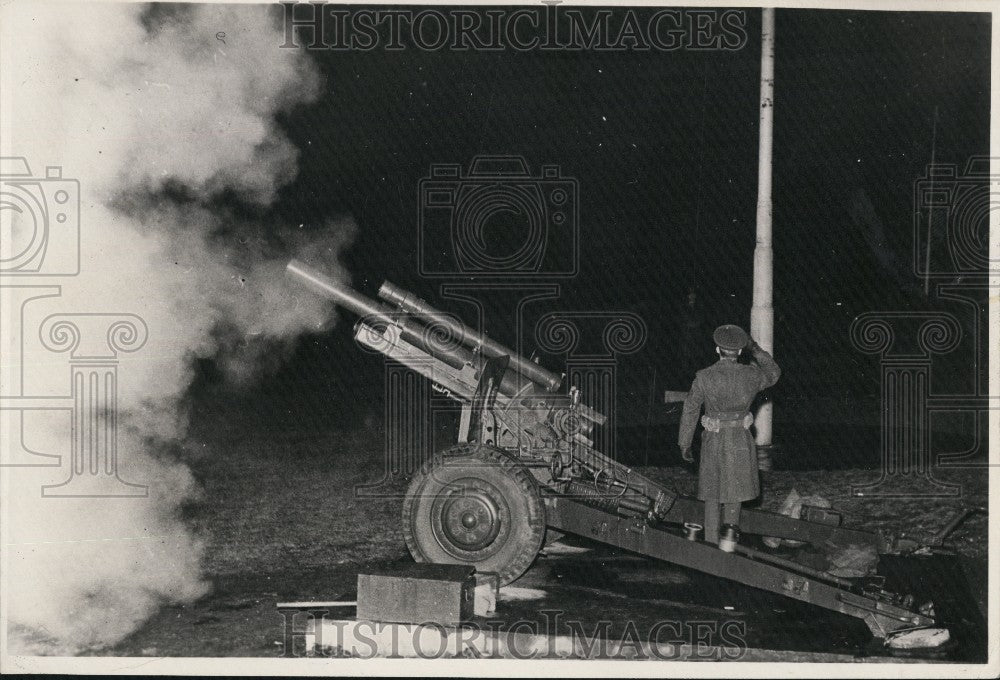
[
  {"x1": 286, "y1": 260, "x2": 389, "y2": 322},
  {"x1": 287, "y1": 259, "x2": 476, "y2": 371}
]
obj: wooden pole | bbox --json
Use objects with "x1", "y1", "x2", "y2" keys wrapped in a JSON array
[{"x1": 751, "y1": 8, "x2": 776, "y2": 452}]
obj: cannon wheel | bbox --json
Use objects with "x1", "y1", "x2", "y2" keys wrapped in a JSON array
[{"x1": 402, "y1": 443, "x2": 546, "y2": 586}]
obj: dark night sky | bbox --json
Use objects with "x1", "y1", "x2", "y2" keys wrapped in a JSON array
[{"x1": 227, "y1": 7, "x2": 990, "y2": 461}]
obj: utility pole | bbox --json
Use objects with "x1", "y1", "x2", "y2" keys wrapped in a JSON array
[
  {"x1": 923, "y1": 106, "x2": 938, "y2": 296},
  {"x1": 751, "y1": 8, "x2": 775, "y2": 468}
]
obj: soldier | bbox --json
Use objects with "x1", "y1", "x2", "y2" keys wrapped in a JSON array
[{"x1": 678, "y1": 324, "x2": 780, "y2": 546}]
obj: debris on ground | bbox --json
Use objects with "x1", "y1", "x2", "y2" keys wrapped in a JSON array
[{"x1": 762, "y1": 488, "x2": 832, "y2": 548}]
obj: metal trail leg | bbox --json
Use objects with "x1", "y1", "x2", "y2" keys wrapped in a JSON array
[{"x1": 544, "y1": 496, "x2": 934, "y2": 638}]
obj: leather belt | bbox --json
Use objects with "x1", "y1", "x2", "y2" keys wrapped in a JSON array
[{"x1": 701, "y1": 412, "x2": 754, "y2": 432}]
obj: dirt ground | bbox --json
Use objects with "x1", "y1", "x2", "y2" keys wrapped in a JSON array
[{"x1": 95, "y1": 427, "x2": 988, "y2": 658}]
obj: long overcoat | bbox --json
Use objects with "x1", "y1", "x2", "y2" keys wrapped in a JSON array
[{"x1": 678, "y1": 346, "x2": 780, "y2": 503}]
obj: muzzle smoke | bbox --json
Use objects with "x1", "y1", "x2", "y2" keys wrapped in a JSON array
[{"x1": 1, "y1": 2, "x2": 347, "y2": 653}]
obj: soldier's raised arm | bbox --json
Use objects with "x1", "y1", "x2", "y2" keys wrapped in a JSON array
[{"x1": 748, "y1": 339, "x2": 781, "y2": 389}]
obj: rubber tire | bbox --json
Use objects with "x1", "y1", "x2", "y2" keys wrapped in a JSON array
[{"x1": 402, "y1": 443, "x2": 546, "y2": 586}]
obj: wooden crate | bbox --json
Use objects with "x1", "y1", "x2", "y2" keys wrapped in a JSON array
[{"x1": 357, "y1": 564, "x2": 475, "y2": 625}]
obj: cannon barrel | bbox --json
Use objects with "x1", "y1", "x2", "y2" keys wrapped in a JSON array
[
  {"x1": 288, "y1": 260, "x2": 397, "y2": 324},
  {"x1": 286, "y1": 260, "x2": 472, "y2": 370},
  {"x1": 286, "y1": 260, "x2": 545, "y2": 397},
  {"x1": 378, "y1": 281, "x2": 562, "y2": 392}
]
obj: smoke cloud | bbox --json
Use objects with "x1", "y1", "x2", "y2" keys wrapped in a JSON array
[{"x1": 1, "y1": 2, "x2": 347, "y2": 653}]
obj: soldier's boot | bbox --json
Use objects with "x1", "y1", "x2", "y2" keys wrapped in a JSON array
[
  {"x1": 705, "y1": 502, "x2": 741, "y2": 547},
  {"x1": 704, "y1": 501, "x2": 721, "y2": 544},
  {"x1": 722, "y1": 502, "x2": 741, "y2": 529},
  {"x1": 718, "y1": 503, "x2": 742, "y2": 551}
]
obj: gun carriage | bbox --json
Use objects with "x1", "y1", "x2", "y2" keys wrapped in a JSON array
[{"x1": 287, "y1": 260, "x2": 937, "y2": 640}]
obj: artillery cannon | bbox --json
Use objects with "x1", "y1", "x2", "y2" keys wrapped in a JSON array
[{"x1": 287, "y1": 260, "x2": 939, "y2": 641}]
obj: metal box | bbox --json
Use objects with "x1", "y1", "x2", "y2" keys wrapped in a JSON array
[{"x1": 357, "y1": 564, "x2": 475, "y2": 625}]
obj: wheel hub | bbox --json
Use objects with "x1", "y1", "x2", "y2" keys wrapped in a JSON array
[{"x1": 431, "y1": 478, "x2": 510, "y2": 558}]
